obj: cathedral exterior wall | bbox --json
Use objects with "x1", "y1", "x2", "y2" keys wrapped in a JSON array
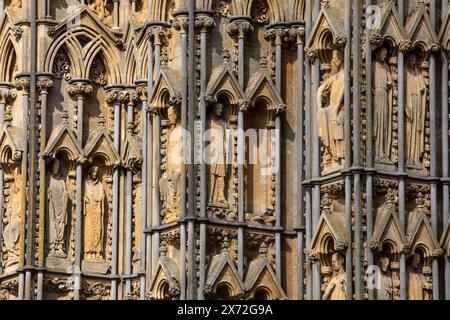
[{"x1": 0, "y1": 0, "x2": 449, "y2": 300}]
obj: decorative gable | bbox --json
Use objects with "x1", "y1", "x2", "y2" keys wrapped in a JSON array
[
  {"x1": 244, "y1": 243, "x2": 286, "y2": 300},
  {"x1": 43, "y1": 112, "x2": 82, "y2": 162},
  {"x1": 369, "y1": 0, "x2": 407, "y2": 48},
  {"x1": 84, "y1": 115, "x2": 120, "y2": 167},
  {"x1": 405, "y1": 3, "x2": 439, "y2": 53}
]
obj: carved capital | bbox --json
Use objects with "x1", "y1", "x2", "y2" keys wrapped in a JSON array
[
  {"x1": 369, "y1": 239, "x2": 381, "y2": 251},
  {"x1": 124, "y1": 89, "x2": 139, "y2": 106},
  {"x1": 289, "y1": 26, "x2": 305, "y2": 46},
  {"x1": 147, "y1": 26, "x2": 172, "y2": 45},
  {"x1": 0, "y1": 87, "x2": 17, "y2": 104},
  {"x1": 270, "y1": 103, "x2": 287, "y2": 115},
  {"x1": 430, "y1": 42, "x2": 441, "y2": 53},
  {"x1": 12, "y1": 26, "x2": 23, "y2": 40},
  {"x1": 37, "y1": 76, "x2": 55, "y2": 94},
  {"x1": 68, "y1": 82, "x2": 93, "y2": 99},
  {"x1": 370, "y1": 32, "x2": 383, "y2": 49},
  {"x1": 399, "y1": 40, "x2": 412, "y2": 53},
  {"x1": 305, "y1": 47, "x2": 318, "y2": 61},
  {"x1": 227, "y1": 20, "x2": 254, "y2": 39},
  {"x1": 136, "y1": 85, "x2": 148, "y2": 102},
  {"x1": 15, "y1": 76, "x2": 30, "y2": 93},
  {"x1": 238, "y1": 98, "x2": 252, "y2": 112},
  {"x1": 400, "y1": 243, "x2": 411, "y2": 255},
  {"x1": 195, "y1": 15, "x2": 216, "y2": 31},
  {"x1": 264, "y1": 28, "x2": 288, "y2": 46},
  {"x1": 105, "y1": 89, "x2": 126, "y2": 105},
  {"x1": 172, "y1": 16, "x2": 189, "y2": 32},
  {"x1": 333, "y1": 34, "x2": 347, "y2": 48},
  {"x1": 432, "y1": 248, "x2": 444, "y2": 258}
]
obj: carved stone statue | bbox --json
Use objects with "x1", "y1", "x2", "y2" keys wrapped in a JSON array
[
  {"x1": 376, "y1": 256, "x2": 393, "y2": 300},
  {"x1": 317, "y1": 49, "x2": 345, "y2": 171},
  {"x1": 407, "y1": 253, "x2": 431, "y2": 300},
  {"x1": 48, "y1": 159, "x2": 69, "y2": 257},
  {"x1": 373, "y1": 47, "x2": 393, "y2": 162},
  {"x1": 405, "y1": 54, "x2": 426, "y2": 169},
  {"x1": 89, "y1": 0, "x2": 113, "y2": 27},
  {"x1": 160, "y1": 106, "x2": 183, "y2": 222},
  {"x1": 84, "y1": 166, "x2": 105, "y2": 260},
  {"x1": 322, "y1": 252, "x2": 346, "y2": 300},
  {"x1": 3, "y1": 167, "x2": 21, "y2": 267},
  {"x1": 208, "y1": 102, "x2": 228, "y2": 207}
]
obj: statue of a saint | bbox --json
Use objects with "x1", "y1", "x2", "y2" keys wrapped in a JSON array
[
  {"x1": 208, "y1": 102, "x2": 228, "y2": 207},
  {"x1": 405, "y1": 54, "x2": 426, "y2": 169},
  {"x1": 373, "y1": 47, "x2": 393, "y2": 162},
  {"x1": 376, "y1": 256, "x2": 393, "y2": 300},
  {"x1": 407, "y1": 253, "x2": 431, "y2": 300},
  {"x1": 160, "y1": 106, "x2": 183, "y2": 222},
  {"x1": 317, "y1": 49, "x2": 345, "y2": 170},
  {"x1": 323, "y1": 252, "x2": 346, "y2": 300},
  {"x1": 84, "y1": 166, "x2": 105, "y2": 260},
  {"x1": 3, "y1": 167, "x2": 21, "y2": 266},
  {"x1": 48, "y1": 159, "x2": 69, "y2": 257}
]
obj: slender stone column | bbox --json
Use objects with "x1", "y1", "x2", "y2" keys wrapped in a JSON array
[
  {"x1": 227, "y1": 17, "x2": 253, "y2": 279},
  {"x1": 351, "y1": 0, "x2": 363, "y2": 300},
  {"x1": 45, "y1": 0, "x2": 52, "y2": 19},
  {"x1": 443, "y1": 1, "x2": 450, "y2": 301},
  {"x1": 36, "y1": 75, "x2": 54, "y2": 300},
  {"x1": 68, "y1": 79, "x2": 93, "y2": 300},
  {"x1": 135, "y1": 81, "x2": 148, "y2": 299},
  {"x1": 293, "y1": 25, "x2": 305, "y2": 300},
  {"x1": 113, "y1": 0, "x2": 120, "y2": 30},
  {"x1": 397, "y1": 38, "x2": 409, "y2": 304},
  {"x1": 365, "y1": 0, "x2": 375, "y2": 300},
  {"x1": 0, "y1": 83, "x2": 16, "y2": 277},
  {"x1": 173, "y1": 15, "x2": 189, "y2": 300},
  {"x1": 131, "y1": 0, "x2": 136, "y2": 13},
  {"x1": 145, "y1": 29, "x2": 154, "y2": 289},
  {"x1": 105, "y1": 86, "x2": 125, "y2": 300},
  {"x1": 263, "y1": 27, "x2": 286, "y2": 281},
  {"x1": 14, "y1": 75, "x2": 30, "y2": 300},
  {"x1": 196, "y1": 14, "x2": 215, "y2": 300},
  {"x1": 304, "y1": 0, "x2": 312, "y2": 300},
  {"x1": 344, "y1": 0, "x2": 352, "y2": 300},
  {"x1": 124, "y1": 88, "x2": 138, "y2": 297},
  {"x1": 428, "y1": 0, "x2": 439, "y2": 300}
]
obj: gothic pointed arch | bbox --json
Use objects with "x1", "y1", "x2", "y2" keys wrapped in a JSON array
[
  {"x1": 369, "y1": 0, "x2": 407, "y2": 49},
  {"x1": 309, "y1": 194, "x2": 348, "y2": 265},
  {"x1": 149, "y1": 67, "x2": 182, "y2": 118},
  {"x1": 405, "y1": 2, "x2": 439, "y2": 56},
  {"x1": 84, "y1": 116, "x2": 120, "y2": 168},
  {"x1": 203, "y1": 240, "x2": 245, "y2": 299},
  {"x1": 244, "y1": 243, "x2": 286, "y2": 300},
  {"x1": 370, "y1": 192, "x2": 407, "y2": 256},
  {"x1": 408, "y1": 213, "x2": 442, "y2": 261},
  {"x1": 206, "y1": 53, "x2": 245, "y2": 105},
  {"x1": 306, "y1": 3, "x2": 346, "y2": 62},
  {"x1": 0, "y1": 118, "x2": 22, "y2": 170},
  {"x1": 148, "y1": 243, "x2": 180, "y2": 300},
  {"x1": 245, "y1": 58, "x2": 286, "y2": 120},
  {"x1": 44, "y1": 9, "x2": 122, "y2": 83},
  {"x1": 0, "y1": 14, "x2": 20, "y2": 81},
  {"x1": 43, "y1": 112, "x2": 83, "y2": 165}
]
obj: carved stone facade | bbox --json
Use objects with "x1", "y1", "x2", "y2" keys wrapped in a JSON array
[{"x1": 0, "y1": 0, "x2": 450, "y2": 301}]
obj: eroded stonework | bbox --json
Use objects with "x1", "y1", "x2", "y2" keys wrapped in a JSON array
[{"x1": 0, "y1": 0, "x2": 450, "y2": 300}]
